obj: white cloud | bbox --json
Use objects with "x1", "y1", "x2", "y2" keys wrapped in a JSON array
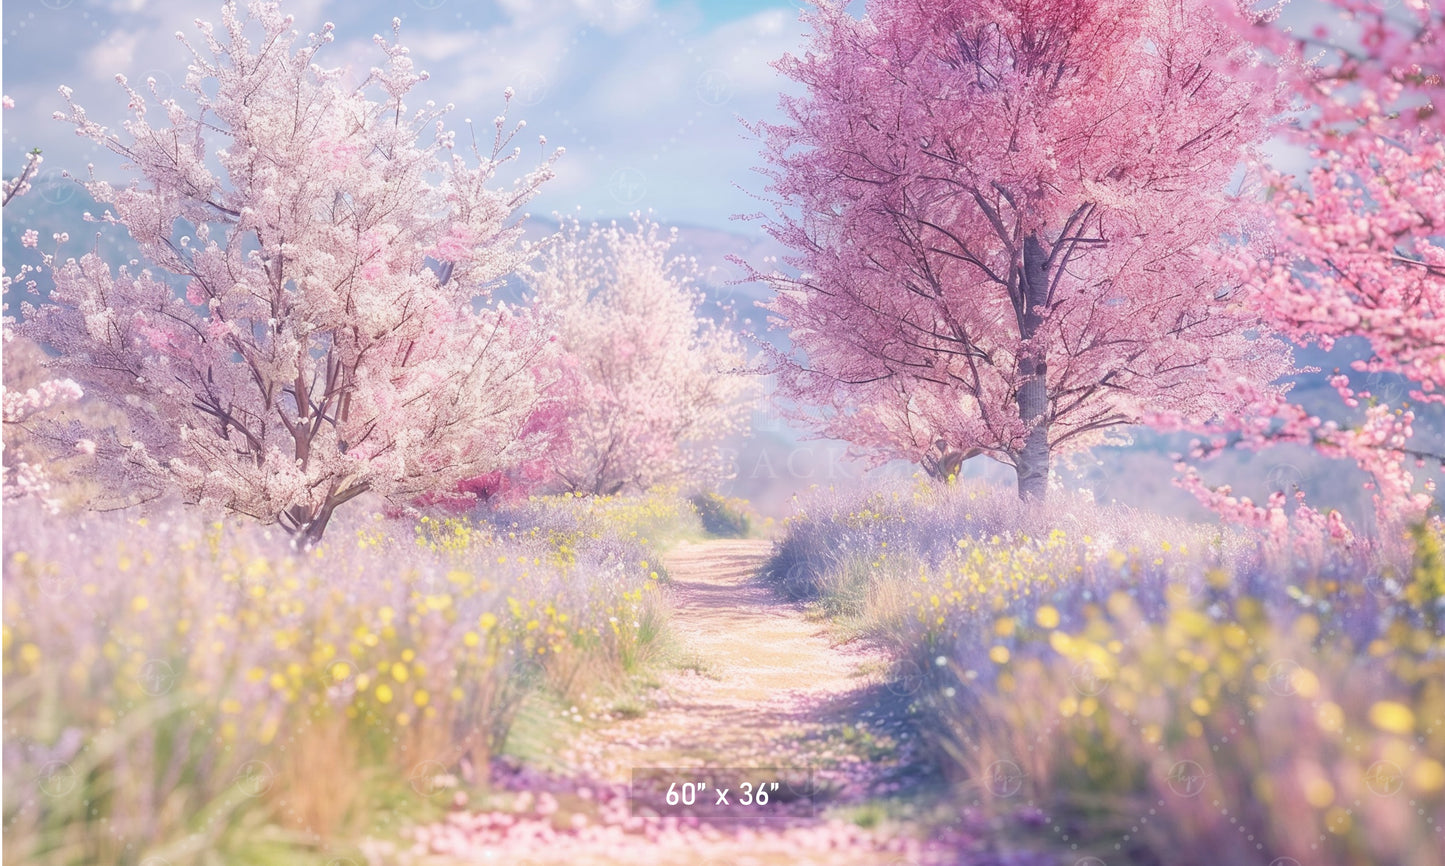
[
  {"x1": 403, "y1": 31, "x2": 486, "y2": 64},
  {"x1": 701, "y1": 8, "x2": 804, "y2": 94},
  {"x1": 4, "y1": 0, "x2": 800, "y2": 233},
  {"x1": 84, "y1": 31, "x2": 144, "y2": 82}
]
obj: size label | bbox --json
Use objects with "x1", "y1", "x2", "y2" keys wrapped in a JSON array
[{"x1": 629, "y1": 767, "x2": 816, "y2": 819}]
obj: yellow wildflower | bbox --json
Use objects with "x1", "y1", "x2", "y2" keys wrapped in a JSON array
[{"x1": 1368, "y1": 701, "x2": 1415, "y2": 735}]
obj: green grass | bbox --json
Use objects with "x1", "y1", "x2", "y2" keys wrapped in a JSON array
[{"x1": 689, "y1": 492, "x2": 759, "y2": 539}]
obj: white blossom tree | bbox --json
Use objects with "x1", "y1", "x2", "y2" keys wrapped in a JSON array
[
  {"x1": 16, "y1": 2, "x2": 564, "y2": 545},
  {"x1": 527, "y1": 217, "x2": 756, "y2": 495}
]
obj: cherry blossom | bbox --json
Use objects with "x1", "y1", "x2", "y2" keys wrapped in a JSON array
[
  {"x1": 1190, "y1": 0, "x2": 1444, "y2": 530},
  {"x1": 1, "y1": 377, "x2": 84, "y2": 508},
  {"x1": 742, "y1": 0, "x2": 1291, "y2": 501},
  {"x1": 527, "y1": 217, "x2": 757, "y2": 494},
  {"x1": 3, "y1": 95, "x2": 81, "y2": 510},
  {"x1": 2, "y1": 96, "x2": 42, "y2": 207},
  {"x1": 15, "y1": 2, "x2": 564, "y2": 545}
]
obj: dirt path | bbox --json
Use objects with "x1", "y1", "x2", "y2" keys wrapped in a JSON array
[
  {"x1": 403, "y1": 539, "x2": 945, "y2": 866},
  {"x1": 561, "y1": 540, "x2": 913, "y2": 780}
]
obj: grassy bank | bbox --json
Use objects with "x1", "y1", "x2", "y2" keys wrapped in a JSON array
[
  {"x1": 1, "y1": 490, "x2": 707, "y2": 865},
  {"x1": 766, "y1": 480, "x2": 1445, "y2": 866}
]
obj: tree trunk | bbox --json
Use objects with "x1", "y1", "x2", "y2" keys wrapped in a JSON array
[
  {"x1": 1015, "y1": 363, "x2": 1049, "y2": 500},
  {"x1": 1015, "y1": 234, "x2": 1051, "y2": 502},
  {"x1": 293, "y1": 501, "x2": 336, "y2": 550},
  {"x1": 283, "y1": 480, "x2": 369, "y2": 549}
]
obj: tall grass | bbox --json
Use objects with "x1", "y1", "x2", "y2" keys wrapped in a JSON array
[
  {"x1": 488, "y1": 486, "x2": 708, "y2": 555},
  {"x1": 767, "y1": 479, "x2": 1445, "y2": 866},
  {"x1": 2, "y1": 498, "x2": 667, "y2": 865},
  {"x1": 688, "y1": 492, "x2": 759, "y2": 538}
]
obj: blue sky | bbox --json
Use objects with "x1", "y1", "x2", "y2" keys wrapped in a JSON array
[
  {"x1": 2, "y1": 0, "x2": 812, "y2": 233},
  {"x1": 669, "y1": 0, "x2": 797, "y2": 26},
  {"x1": 0, "y1": 0, "x2": 1335, "y2": 241}
]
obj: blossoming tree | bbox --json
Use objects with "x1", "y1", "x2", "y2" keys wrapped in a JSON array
[
  {"x1": 16, "y1": 2, "x2": 563, "y2": 545},
  {"x1": 1208, "y1": 0, "x2": 1444, "y2": 526},
  {"x1": 527, "y1": 218, "x2": 755, "y2": 495},
  {"x1": 743, "y1": 0, "x2": 1291, "y2": 500}
]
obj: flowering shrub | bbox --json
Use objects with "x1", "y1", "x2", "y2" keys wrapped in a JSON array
[
  {"x1": 2, "y1": 499, "x2": 665, "y2": 864},
  {"x1": 768, "y1": 480, "x2": 1445, "y2": 865}
]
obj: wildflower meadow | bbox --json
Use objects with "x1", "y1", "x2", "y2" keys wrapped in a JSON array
[
  {"x1": 767, "y1": 482, "x2": 1445, "y2": 864},
  {"x1": 4, "y1": 0, "x2": 1444, "y2": 865},
  {"x1": 3, "y1": 492, "x2": 685, "y2": 863}
]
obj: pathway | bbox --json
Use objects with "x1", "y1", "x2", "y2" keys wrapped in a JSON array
[{"x1": 400, "y1": 539, "x2": 949, "y2": 866}]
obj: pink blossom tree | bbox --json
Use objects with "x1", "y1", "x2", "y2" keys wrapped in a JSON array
[
  {"x1": 15, "y1": 2, "x2": 564, "y2": 546},
  {"x1": 1194, "y1": 0, "x2": 1443, "y2": 528},
  {"x1": 742, "y1": 0, "x2": 1292, "y2": 502},
  {"x1": 527, "y1": 217, "x2": 756, "y2": 495}
]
